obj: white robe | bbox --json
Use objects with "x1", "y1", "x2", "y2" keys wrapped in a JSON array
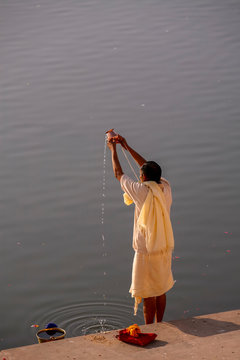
[{"x1": 120, "y1": 174, "x2": 175, "y2": 313}]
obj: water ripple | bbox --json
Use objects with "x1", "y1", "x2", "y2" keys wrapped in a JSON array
[{"x1": 32, "y1": 300, "x2": 142, "y2": 337}]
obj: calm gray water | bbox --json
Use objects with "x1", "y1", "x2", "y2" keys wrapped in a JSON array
[{"x1": 1, "y1": 0, "x2": 240, "y2": 350}]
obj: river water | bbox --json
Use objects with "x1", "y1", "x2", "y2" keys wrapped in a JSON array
[{"x1": 1, "y1": 0, "x2": 240, "y2": 350}]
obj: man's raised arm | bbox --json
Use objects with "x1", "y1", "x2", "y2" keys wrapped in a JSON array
[
  {"x1": 107, "y1": 141, "x2": 123, "y2": 182},
  {"x1": 117, "y1": 135, "x2": 147, "y2": 167}
]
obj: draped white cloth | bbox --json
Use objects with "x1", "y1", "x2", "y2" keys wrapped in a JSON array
[{"x1": 120, "y1": 175, "x2": 175, "y2": 314}]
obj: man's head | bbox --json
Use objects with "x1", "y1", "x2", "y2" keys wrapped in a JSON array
[{"x1": 140, "y1": 161, "x2": 162, "y2": 183}]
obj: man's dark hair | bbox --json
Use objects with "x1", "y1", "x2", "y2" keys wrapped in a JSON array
[{"x1": 141, "y1": 161, "x2": 162, "y2": 183}]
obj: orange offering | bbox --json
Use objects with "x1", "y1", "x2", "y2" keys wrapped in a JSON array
[{"x1": 116, "y1": 324, "x2": 157, "y2": 346}]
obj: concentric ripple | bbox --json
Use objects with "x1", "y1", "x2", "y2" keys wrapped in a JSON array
[{"x1": 31, "y1": 300, "x2": 143, "y2": 337}]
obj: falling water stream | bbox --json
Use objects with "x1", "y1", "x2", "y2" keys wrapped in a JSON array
[
  {"x1": 101, "y1": 135, "x2": 107, "y2": 271},
  {"x1": 68, "y1": 135, "x2": 141, "y2": 336}
]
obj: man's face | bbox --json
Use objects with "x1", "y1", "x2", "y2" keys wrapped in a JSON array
[{"x1": 140, "y1": 169, "x2": 145, "y2": 183}]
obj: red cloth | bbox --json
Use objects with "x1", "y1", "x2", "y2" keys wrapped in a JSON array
[{"x1": 116, "y1": 329, "x2": 157, "y2": 346}]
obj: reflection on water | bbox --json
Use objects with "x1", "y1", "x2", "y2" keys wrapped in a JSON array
[{"x1": 1, "y1": 0, "x2": 240, "y2": 350}]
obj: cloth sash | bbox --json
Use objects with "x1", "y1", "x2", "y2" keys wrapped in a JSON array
[{"x1": 123, "y1": 181, "x2": 174, "y2": 253}]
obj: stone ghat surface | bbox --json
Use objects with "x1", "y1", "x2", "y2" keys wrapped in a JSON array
[{"x1": 1, "y1": 310, "x2": 240, "y2": 360}]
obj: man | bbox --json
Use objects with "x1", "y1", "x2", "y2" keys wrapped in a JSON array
[{"x1": 107, "y1": 135, "x2": 175, "y2": 324}]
